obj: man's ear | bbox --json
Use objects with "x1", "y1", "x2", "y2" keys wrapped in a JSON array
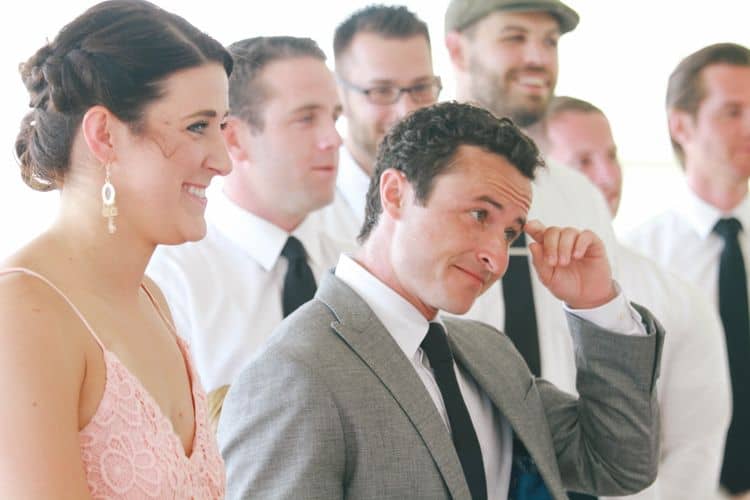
[
  {"x1": 445, "y1": 31, "x2": 469, "y2": 72},
  {"x1": 80, "y1": 105, "x2": 116, "y2": 164},
  {"x1": 222, "y1": 116, "x2": 251, "y2": 163},
  {"x1": 668, "y1": 109, "x2": 694, "y2": 150},
  {"x1": 380, "y1": 168, "x2": 408, "y2": 219}
]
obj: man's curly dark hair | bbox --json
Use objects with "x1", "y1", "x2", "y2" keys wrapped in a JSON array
[{"x1": 358, "y1": 101, "x2": 544, "y2": 242}]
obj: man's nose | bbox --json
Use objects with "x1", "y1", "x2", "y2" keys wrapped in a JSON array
[{"x1": 476, "y1": 235, "x2": 507, "y2": 276}]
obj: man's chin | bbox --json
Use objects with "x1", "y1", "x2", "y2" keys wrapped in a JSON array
[
  {"x1": 510, "y1": 107, "x2": 547, "y2": 128},
  {"x1": 440, "y1": 297, "x2": 479, "y2": 316}
]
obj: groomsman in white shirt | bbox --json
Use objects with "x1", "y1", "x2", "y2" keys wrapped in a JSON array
[
  {"x1": 545, "y1": 95, "x2": 731, "y2": 500},
  {"x1": 148, "y1": 36, "x2": 344, "y2": 393},
  {"x1": 626, "y1": 43, "x2": 750, "y2": 499},
  {"x1": 316, "y1": 5, "x2": 442, "y2": 243}
]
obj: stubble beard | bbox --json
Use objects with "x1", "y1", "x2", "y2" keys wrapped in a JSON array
[
  {"x1": 347, "y1": 117, "x2": 380, "y2": 170},
  {"x1": 468, "y1": 60, "x2": 552, "y2": 128}
]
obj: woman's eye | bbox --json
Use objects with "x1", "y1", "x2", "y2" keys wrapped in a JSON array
[{"x1": 187, "y1": 121, "x2": 209, "y2": 134}]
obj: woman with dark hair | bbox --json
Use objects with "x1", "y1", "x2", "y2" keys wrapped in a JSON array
[{"x1": 0, "y1": 1, "x2": 233, "y2": 497}]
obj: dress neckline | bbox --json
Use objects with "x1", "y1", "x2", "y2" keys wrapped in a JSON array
[{"x1": 93, "y1": 337, "x2": 200, "y2": 460}]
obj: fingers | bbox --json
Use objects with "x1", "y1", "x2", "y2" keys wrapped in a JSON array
[
  {"x1": 524, "y1": 221, "x2": 597, "y2": 266},
  {"x1": 557, "y1": 229, "x2": 577, "y2": 266},
  {"x1": 528, "y1": 240, "x2": 552, "y2": 285},
  {"x1": 524, "y1": 220, "x2": 546, "y2": 243},
  {"x1": 572, "y1": 230, "x2": 596, "y2": 260}
]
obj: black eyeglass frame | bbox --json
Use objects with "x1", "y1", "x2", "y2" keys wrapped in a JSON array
[{"x1": 337, "y1": 76, "x2": 443, "y2": 105}]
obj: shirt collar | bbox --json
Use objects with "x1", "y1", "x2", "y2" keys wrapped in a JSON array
[
  {"x1": 337, "y1": 146, "x2": 372, "y2": 224},
  {"x1": 678, "y1": 183, "x2": 750, "y2": 239},
  {"x1": 334, "y1": 254, "x2": 443, "y2": 360},
  {"x1": 207, "y1": 189, "x2": 327, "y2": 272}
]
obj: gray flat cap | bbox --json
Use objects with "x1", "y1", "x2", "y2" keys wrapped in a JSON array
[{"x1": 445, "y1": 0, "x2": 579, "y2": 34}]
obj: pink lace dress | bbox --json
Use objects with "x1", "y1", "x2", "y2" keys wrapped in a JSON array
[{"x1": 2, "y1": 268, "x2": 225, "y2": 499}]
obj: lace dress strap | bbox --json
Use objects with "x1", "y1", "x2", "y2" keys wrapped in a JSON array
[
  {"x1": 139, "y1": 281, "x2": 178, "y2": 337},
  {"x1": 0, "y1": 267, "x2": 105, "y2": 349}
]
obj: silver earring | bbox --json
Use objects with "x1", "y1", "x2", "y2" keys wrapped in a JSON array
[{"x1": 101, "y1": 163, "x2": 118, "y2": 234}]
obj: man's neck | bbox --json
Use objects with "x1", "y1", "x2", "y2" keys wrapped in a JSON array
[
  {"x1": 687, "y1": 168, "x2": 749, "y2": 213},
  {"x1": 344, "y1": 139, "x2": 374, "y2": 177},
  {"x1": 222, "y1": 183, "x2": 306, "y2": 233},
  {"x1": 357, "y1": 231, "x2": 438, "y2": 321},
  {"x1": 522, "y1": 121, "x2": 549, "y2": 153}
]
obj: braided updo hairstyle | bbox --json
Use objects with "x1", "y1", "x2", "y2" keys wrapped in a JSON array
[{"x1": 15, "y1": 0, "x2": 233, "y2": 191}]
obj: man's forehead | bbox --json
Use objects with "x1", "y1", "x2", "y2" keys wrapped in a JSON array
[
  {"x1": 476, "y1": 9, "x2": 561, "y2": 34},
  {"x1": 262, "y1": 60, "x2": 337, "y2": 101},
  {"x1": 701, "y1": 64, "x2": 750, "y2": 101},
  {"x1": 445, "y1": 145, "x2": 533, "y2": 206},
  {"x1": 341, "y1": 33, "x2": 432, "y2": 70}
]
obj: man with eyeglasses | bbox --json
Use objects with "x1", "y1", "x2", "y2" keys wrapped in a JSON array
[{"x1": 315, "y1": 4, "x2": 441, "y2": 243}]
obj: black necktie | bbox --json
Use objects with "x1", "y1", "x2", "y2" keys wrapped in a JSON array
[
  {"x1": 421, "y1": 323, "x2": 487, "y2": 500},
  {"x1": 714, "y1": 217, "x2": 750, "y2": 494},
  {"x1": 280, "y1": 236, "x2": 317, "y2": 317},
  {"x1": 502, "y1": 233, "x2": 541, "y2": 376}
]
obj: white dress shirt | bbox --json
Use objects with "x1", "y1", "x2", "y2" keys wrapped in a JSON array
[
  {"x1": 147, "y1": 190, "x2": 347, "y2": 392},
  {"x1": 624, "y1": 183, "x2": 750, "y2": 313},
  {"x1": 313, "y1": 146, "x2": 368, "y2": 244},
  {"x1": 604, "y1": 243, "x2": 731, "y2": 500},
  {"x1": 334, "y1": 253, "x2": 643, "y2": 500},
  {"x1": 624, "y1": 184, "x2": 748, "y2": 500},
  {"x1": 461, "y1": 162, "x2": 621, "y2": 394}
]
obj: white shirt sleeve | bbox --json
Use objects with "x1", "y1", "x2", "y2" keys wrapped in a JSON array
[{"x1": 564, "y1": 281, "x2": 646, "y2": 336}]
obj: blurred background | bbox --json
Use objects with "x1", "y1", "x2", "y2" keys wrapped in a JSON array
[{"x1": 1, "y1": 0, "x2": 748, "y2": 257}]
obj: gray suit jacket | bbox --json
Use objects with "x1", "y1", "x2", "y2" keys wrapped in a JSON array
[{"x1": 218, "y1": 272, "x2": 663, "y2": 500}]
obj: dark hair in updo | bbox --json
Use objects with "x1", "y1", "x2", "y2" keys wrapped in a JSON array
[{"x1": 15, "y1": 0, "x2": 233, "y2": 191}]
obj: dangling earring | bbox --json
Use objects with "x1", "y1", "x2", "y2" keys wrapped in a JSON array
[{"x1": 101, "y1": 163, "x2": 118, "y2": 234}]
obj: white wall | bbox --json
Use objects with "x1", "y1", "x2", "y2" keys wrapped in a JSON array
[{"x1": 1, "y1": 0, "x2": 748, "y2": 257}]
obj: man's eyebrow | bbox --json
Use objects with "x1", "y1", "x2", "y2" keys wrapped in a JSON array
[
  {"x1": 499, "y1": 25, "x2": 529, "y2": 34},
  {"x1": 477, "y1": 195, "x2": 504, "y2": 211},
  {"x1": 476, "y1": 196, "x2": 527, "y2": 227},
  {"x1": 499, "y1": 25, "x2": 559, "y2": 37},
  {"x1": 367, "y1": 76, "x2": 433, "y2": 86},
  {"x1": 289, "y1": 103, "x2": 323, "y2": 114}
]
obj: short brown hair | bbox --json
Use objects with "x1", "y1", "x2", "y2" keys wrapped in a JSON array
[
  {"x1": 666, "y1": 43, "x2": 750, "y2": 166},
  {"x1": 333, "y1": 5, "x2": 430, "y2": 68},
  {"x1": 546, "y1": 95, "x2": 603, "y2": 120},
  {"x1": 227, "y1": 37, "x2": 326, "y2": 131}
]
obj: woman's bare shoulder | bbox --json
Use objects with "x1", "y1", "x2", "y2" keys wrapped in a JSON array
[{"x1": 0, "y1": 263, "x2": 88, "y2": 376}]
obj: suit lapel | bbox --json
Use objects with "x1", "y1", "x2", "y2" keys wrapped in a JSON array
[
  {"x1": 316, "y1": 273, "x2": 471, "y2": 500},
  {"x1": 444, "y1": 318, "x2": 564, "y2": 498}
]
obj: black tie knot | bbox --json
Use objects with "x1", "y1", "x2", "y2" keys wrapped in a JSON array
[
  {"x1": 281, "y1": 236, "x2": 307, "y2": 261},
  {"x1": 714, "y1": 217, "x2": 743, "y2": 241},
  {"x1": 280, "y1": 236, "x2": 316, "y2": 317},
  {"x1": 421, "y1": 323, "x2": 453, "y2": 365}
]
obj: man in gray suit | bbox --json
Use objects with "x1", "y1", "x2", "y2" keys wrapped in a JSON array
[{"x1": 218, "y1": 102, "x2": 663, "y2": 500}]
